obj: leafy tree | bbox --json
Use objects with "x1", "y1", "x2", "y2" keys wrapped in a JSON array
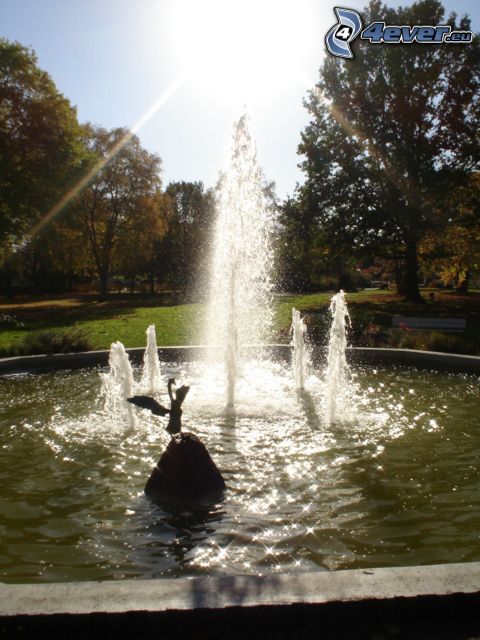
[
  {"x1": 298, "y1": 0, "x2": 479, "y2": 301},
  {"x1": 18, "y1": 209, "x2": 92, "y2": 293},
  {"x1": 276, "y1": 195, "x2": 322, "y2": 291},
  {"x1": 420, "y1": 172, "x2": 480, "y2": 291},
  {"x1": 116, "y1": 192, "x2": 171, "y2": 293},
  {"x1": 79, "y1": 125, "x2": 162, "y2": 298},
  {"x1": 0, "y1": 39, "x2": 85, "y2": 255},
  {"x1": 162, "y1": 181, "x2": 215, "y2": 292},
  {"x1": 277, "y1": 194, "x2": 368, "y2": 292}
]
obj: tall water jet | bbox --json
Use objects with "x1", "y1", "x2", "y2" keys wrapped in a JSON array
[
  {"x1": 325, "y1": 290, "x2": 351, "y2": 424},
  {"x1": 100, "y1": 341, "x2": 136, "y2": 428},
  {"x1": 141, "y1": 325, "x2": 162, "y2": 394},
  {"x1": 225, "y1": 265, "x2": 239, "y2": 410},
  {"x1": 205, "y1": 114, "x2": 275, "y2": 408},
  {"x1": 291, "y1": 307, "x2": 308, "y2": 391}
]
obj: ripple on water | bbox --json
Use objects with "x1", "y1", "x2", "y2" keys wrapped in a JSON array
[{"x1": 0, "y1": 363, "x2": 479, "y2": 582}]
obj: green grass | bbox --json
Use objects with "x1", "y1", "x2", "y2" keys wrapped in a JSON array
[
  {"x1": 274, "y1": 290, "x2": 394, "y2": 336},
  {"x1": 0, "y1": 296, "x2": 206, "y2": 354},
  {"x1": 74, "y1": 304, "x2": 204, "y2": 348},
  {"x1": 0, "y1": 289, "x2": 479, "y2": 355}
]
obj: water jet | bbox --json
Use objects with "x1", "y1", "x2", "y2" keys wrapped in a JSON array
[{"x1": 0, "y1": 120, "x2": 479, "y2": 615}]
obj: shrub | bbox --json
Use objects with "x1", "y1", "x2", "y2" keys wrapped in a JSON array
[
  {"x1": 387, "y1": 329, "x2": 479, "y2": 355},
  {"x1": 3, "y1": 328, "x2": 92, "y2": 356}
]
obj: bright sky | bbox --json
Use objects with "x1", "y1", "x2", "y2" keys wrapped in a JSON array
[{"x1": 0, "y1": 0, "x2": 478, "y2": 199}]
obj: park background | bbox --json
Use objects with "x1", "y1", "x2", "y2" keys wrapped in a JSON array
[{"x1": 0, "y1": 0, "x2": 479, "y2": 356}]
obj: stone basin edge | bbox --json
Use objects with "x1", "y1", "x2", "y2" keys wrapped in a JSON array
[
  {"x1": 0, "y1": 562, "x2": 479, "y2": 617},
  {"x1": 0, "y1": 345, "x2": 479, "y2": 374}
]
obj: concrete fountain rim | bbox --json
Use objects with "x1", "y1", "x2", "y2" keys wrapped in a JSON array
[
  {"x1": 1, "y1": 345, "x2": 479, "y2": 629},
  {"x1": 0, "y1": 561, "x2": 479, "y2": 619},
  {"x1": 0, "y1": 345, "x2": 479, "y2": 375}
]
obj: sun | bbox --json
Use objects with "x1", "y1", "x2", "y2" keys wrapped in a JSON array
[{"x1": 166, "y1": 0, "x2": 316, "y2": 107}]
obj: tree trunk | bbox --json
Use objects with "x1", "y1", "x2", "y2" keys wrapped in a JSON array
[
  {"x1": 404, "y1": 237, "x2": 424, "y2": 303},
  {"x1": 394, "y1": 259, "x2": 406, "y2": 295},
  {"x1": 2, "y1": 264, "x2": 15, "y2": 299},
  {"x1": 98, "y1": 271, "x2": 109, "y2": 300}
]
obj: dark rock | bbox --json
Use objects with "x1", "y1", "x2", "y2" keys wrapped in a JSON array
[{"x1": 144, "y1": 432, "x2": 226, "y2": 503}]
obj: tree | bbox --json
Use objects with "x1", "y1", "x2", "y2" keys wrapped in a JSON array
[
  {"x1": 0, "y1": 39, "x2": 85, "y2": 254},
  {"x1": 420, "y1": 172, "x2": 480, "y2": 291},
  {"x1": 298, "y1": 0, "x2": 479, "y2": 302},
  {"x1": 162, "y1": 181, "x2": 215, "y2": 291},
  {"x1": 116, "y1": 192, "x2": 171, "y2": 293},
  {"x1": 277, "y1": 193, "x2": 374, "y2": 292},
  {"x1": 79, "y1": 125, "x2": 162, "y2": 298},
  {"x1": 18, "y1": 208, "x2": 92, "y2": 293},
  {"x1": 276, "y1": 195, "x2": 323, "y2": 291}
]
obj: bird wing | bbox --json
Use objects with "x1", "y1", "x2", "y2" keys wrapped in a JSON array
[
  {"x1": 175, "y1": 385, "x2": 190, "y2": 406},
  {"x1": 127, "y1": 396, "x2": 170, "y2": 416}
]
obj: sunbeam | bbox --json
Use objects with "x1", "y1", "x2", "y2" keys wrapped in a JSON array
[{"x1": 25, "y1": 73, "x2": 185, "y2": 247}]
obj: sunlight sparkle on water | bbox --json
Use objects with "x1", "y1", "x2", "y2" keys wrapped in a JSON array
[{"x1": 0, "y1": 354, "x2": 479, "y2": 581}]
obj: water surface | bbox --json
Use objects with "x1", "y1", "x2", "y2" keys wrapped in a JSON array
[{"x1": 0, "y1": 362, "x2": 479, "y2": 583}]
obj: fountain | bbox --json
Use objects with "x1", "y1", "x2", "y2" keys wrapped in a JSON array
[
  {"x1": 205, "y1": 114, "x2": 275, "y2": 409},
  {"x1": 2, "y1": 341, "x2": 479, "y2": 582},
  {"x1": 225, "y1": 265, "x2": 239, "y2": 410},
  {"x1": 140, "y1": 325, "x2": 162, "y2": 394},
  {"x1": 100, "y1": 340, "x2": 136, "y2": 428},
  {"x1": 325, "y1": 290, "x2": 353, "y2": 424},
  {"x1": 0, "y1": 118, "x2": 479, "y2": 589},
  {"x1": 291, "y1": 307, "x2": 308, "y2": 391}
]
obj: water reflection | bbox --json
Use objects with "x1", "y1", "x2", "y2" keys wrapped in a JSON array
[
  {"x1": 127, "y1": 497, "x2": 226, "y2": 576},
  {"x1": 297, "y1": 389, "x2": 321, "y2": 431},
  {"x1": 0, "y1": 365, "x2": 479, "y2": 582}
]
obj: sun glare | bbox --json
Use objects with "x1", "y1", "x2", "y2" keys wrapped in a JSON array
[{"x1": 167, "y1": 0, "x2": 315, "y2": 106}]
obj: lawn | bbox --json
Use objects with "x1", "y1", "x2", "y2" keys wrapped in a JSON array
[
  {"x1": 0, "y1": 295, "x2": 204, "y2": 353},
  {"x1": 0, "y1": 289, "x2": 479, "y2": 355}
]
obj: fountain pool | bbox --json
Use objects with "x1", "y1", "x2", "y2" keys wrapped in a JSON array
[{"x1": 1, "y1": 357, "x2": 479, "y2": 584}]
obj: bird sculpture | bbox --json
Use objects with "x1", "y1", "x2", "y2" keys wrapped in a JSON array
[{"x1": 127, "y1": 378, "x2": 190, "y2": 435}]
